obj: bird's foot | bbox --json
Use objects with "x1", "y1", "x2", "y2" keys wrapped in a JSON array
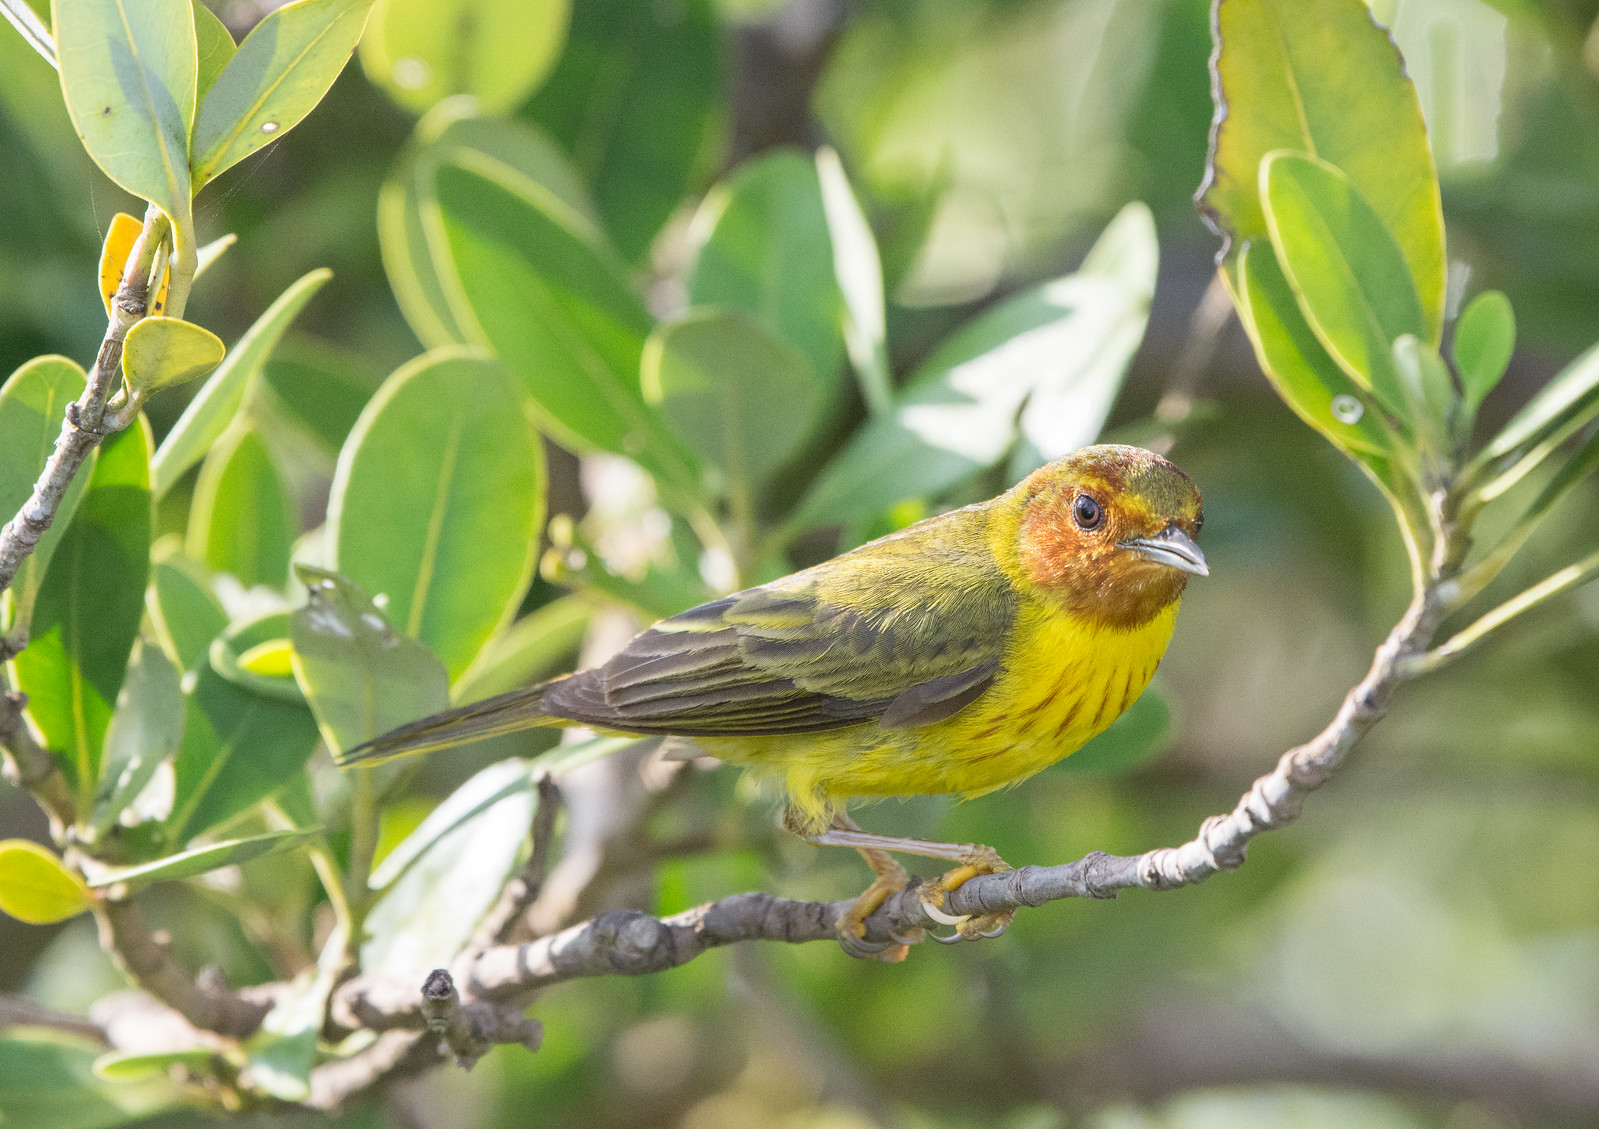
[
  {"x1": 918, "y1": 844, "x2": 1015, "y2": 941},
  {"x1": 837, "y1": 866, "x2": 922, "y2": 961}
]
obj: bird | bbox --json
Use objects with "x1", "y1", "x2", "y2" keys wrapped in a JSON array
[{"x1": 341, "y1": 444, "x2": 1207, "y2": 957}]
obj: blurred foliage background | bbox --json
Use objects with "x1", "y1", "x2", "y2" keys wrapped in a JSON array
[{"x1": 3, "y1": 0, "x2": 1599, "y2": 1127}]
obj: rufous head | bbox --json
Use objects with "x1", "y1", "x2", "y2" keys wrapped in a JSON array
[{"x1": 1010, "y1": 444, "x2": 1205, "y2": 629}]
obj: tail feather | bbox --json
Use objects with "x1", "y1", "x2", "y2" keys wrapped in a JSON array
[{"x1": 335, "y1": 685, "x2": 563, "y2": 766}]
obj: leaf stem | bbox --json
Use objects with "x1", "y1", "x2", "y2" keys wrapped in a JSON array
[{"x1": 0, "y1": 0, "x2": 55, "y2": 69}]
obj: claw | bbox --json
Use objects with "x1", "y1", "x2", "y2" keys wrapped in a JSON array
[{"x1": 919, "y1": 895, "x2": 969, "y2": 927}]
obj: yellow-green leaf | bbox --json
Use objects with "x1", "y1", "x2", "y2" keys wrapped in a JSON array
[
  {"x1": 121, "y1": 316, "x2": 226, "y2": 396},
  {"x1": 192, "y1": 0, "x2": 235, "y2": 100},
  {"x1": 0, "y1": 840, "x2": 92, "y2": 924},
  {"x1": 98, "y1": 211, "x2": 170, "y2": 318}
]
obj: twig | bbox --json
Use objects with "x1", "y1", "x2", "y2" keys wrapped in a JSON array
[
  {"x1": 0, "y1": 688, "x2": 74, "y2": 831},
  {"x1": 464, "y1": 772, "x2": 562, "y2": 953},
  {"x1": 0, "y1": 204, "x2": 167, "y2": 602},
  {"x1": 0, "y1": 992, "x2": 108, "y2": 1044},
  {"x1": 420, "y1": 969, "x2": 542, "y2": 1068}
]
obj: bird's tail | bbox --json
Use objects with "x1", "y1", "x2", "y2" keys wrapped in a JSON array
[{"x1": 334, "y1": 684, "x2": 565, "y2": 767}]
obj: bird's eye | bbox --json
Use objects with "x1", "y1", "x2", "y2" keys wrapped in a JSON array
[
  {"x1": 1195, "y1": 512, "x2": 1204, "y2": 534},
  {"x1": 1072, "y1": 494, "x2": 1103, "y2": 530}
]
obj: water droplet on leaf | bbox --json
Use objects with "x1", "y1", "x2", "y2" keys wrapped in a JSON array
[
  {"x1": 394, "y1": 57, "x2": 430, "y2": 89},
  {"x1": 1331, "y1": 395, "x2": 1364, "y2": 424},
  {"x1": 260, "y1": 121, "x2": 279, "y2": 134}
]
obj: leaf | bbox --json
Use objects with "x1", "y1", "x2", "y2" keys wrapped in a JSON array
[
  {"x1": 209, "y1": 611, "x2": 302, "y2": 703},
  {"x1": 12, "y1": 419, "x2": 151, "y2": 799},
  {"x1": 643, "y1": 311, "x2": 821, "y2": 508},
  {"x1": 85, "y1": 827, "x2": 321, "y2": 889},
  {"x1": 817, "y1": 146, "x2": 890, "y2": 416},
  {"x1": 242, "y1": 925, "x2": 343, "y2": 1101},
  {"x1": 1260, "y1": 151, "x2": 1427, "y2": 422},
  {"x1": 1234, "y1": 242, "x2": 1392, "y2": 458},
  {"x1": 1454, "y1": 290, "x2": 1515, "y2": 412},
  {"x1": 1392, "y1": 335, "x2": 1454, "y2": 454},
  {"x1": 166, "y1": 664, "x2": 320, "y2": 843},
  {"x1": 791, "y1": 203, "x2": 1156, "y2": 531},
  {"x1": 1057, "y1": 686, "x2": 1171, "y2": 777},
  {"x1": 191, "y1": 0, "x2": 235, "y2": 101},
  {"x1": 523, "y1": 0, "x2": 720, "y2": 261},
  {"x1": 190, "y1": 0, "x2": 374, "y2": 189},
  {"x1": 451, "y1": 594, "x2": 588, "y2": 704},
  {"x1": 260, "y1": 337, "x2": 383, "y2": 455},
  {"x1": 186, "y1": 423, "x2": 294, "y2": 589},
  {"x1": 0, "y1": 356, "x2": 91, "y2": 646},
  {"x1": 289, "y1": 566, "x2": 449, "y2": 756},
  {"x1": 1199, "y1": 0, "x2": 1445, "y2": 337},
  {"x1": 151, "y1": 268, "x2": 331, "y2": 498},
  {"x1": 360, "y1": 0, "x2": 568, "y2": 115},
  {"x1": 686, "y1": 148, "x2": 843, "y2": 390},
  {"x1": 51, "y1": 0, "x2": 196, "y2": 231},
  {"x1": 429, "y1": 160, "x2": 697, "y2": 493},
  {"x1": 91, "y1": 639, "x2": 184, "y2": 837},
  {"x1": 146, "y1": 544, "x2": 228, "y2": 672},
  {"x1": 0, "y1": 840, "x2": 91, "y2": 923},
  {"x1": 328, "y1": 350, "x2": 544, "y2": 682},
  {"x1": 93, "y1": 1047, "x2": 218, "y2": 1082},
  {"x1": 379, "y1": 103, "x2": 599, "y2": 350},
  {"x1": 120, "y1": 316, "x2": 225, "y2": 396},
  {"x1": 2, "y1": 1037, "x2": 173, "y2": 1129},
  {"x1": 97, "y1": 211, "x2": 169, "y2": 318},
  {"x1": 1482, "y1": 341, "x2": 1599, "y2": 463}
]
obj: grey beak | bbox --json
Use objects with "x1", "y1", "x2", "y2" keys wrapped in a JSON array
[{"x1": 1118, "y1": 525, "x2": 1209, "y2": 577}]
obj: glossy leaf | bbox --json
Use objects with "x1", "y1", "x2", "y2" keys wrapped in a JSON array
[
  {"x1": 1200, "y1": 0, "x2": 1445, "y2": 337},
  {"x1": 1234, "y1": 243, "x2": 1392, "y2": 457},
  {"x1": 146, "y1": 544, "x2": 228, "y2": 672},
  {"x1": 91, "y1": 639, "x2": 184, "y2": 837},
  {"x1": 430, "y1": 161, "x2": 697, "y2": 493},
  {"x1": 686, "y1": 148, "x2": 843, "y2": 390},
  {"x1": 191, "y1": 0, "x2": 235, "y2": 100},
  {"x1": 524, "y1": 0, "x2": 720, "y2": 261},
  {"x1": 51, "y1": 0, "x2": 195, "y2": 230},
  {"x1": 166, "y1": 664, "x2": 320, "y2": 843},
  {"x1": 152, "y1": 268, "x2": 332, "y2": 498},
  {"x1": 186, "y1": 423, "x2": 294, "y2": 588},
  {"x1": 12, "y1": 420, "x2": 151, "y2": 798},
  {"x1": 289, "y1": 566, "x2": 449, "y2": 756},
  {"x1": 817, "y1": 146, "x2": 890, "y2": 415},
  {"x1": 121, "y1": 316, "x2": 225, "y2": 396},
  {"x1": 1454, "y1": 290, "x2": 1516, "y2": 412},
  {"x1": 86, "y1": 827, "x2": 321, "y2": 889},
  {"x1": 98, "y1": 211, "x2": 169, "y2": 318},
  {"x1": 791, "y1": 203, "x2": 1156, "y2": 531},
  {"x1": 210, "y1": 612, "x2": 301, "y2": 703},
  {"x1": 379, "y1": 103, "x2": 598, "y2": 350},
  {"x1": 0, "y1": 356, "x2": 91, "y2": 645},
  {"x1": 451, "y1": 594, "x2": 588, "y2": 704},
  {"x1": 0, "y1": 839, "x2": 91, "y2": 924},
  {"x1": 328, "y1": 350, "x2": 544, "y2": 681},
  {"x1": 190, "y1": 0, "x2": 373, "y2": 189},
  {"x1": 1261, "y1": 152, "x2": 1426, "y2": 422},
  {"x1": 360, "y1": 0, "x2": 567, "y2": 114}
]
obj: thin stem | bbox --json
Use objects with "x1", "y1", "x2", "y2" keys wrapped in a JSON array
[
  {"x1": 344, "y1": 766, "x2": 379, "y2": 951},
  {"x1": 0, "y1": 0, "x2": 55, "y2": 69}
]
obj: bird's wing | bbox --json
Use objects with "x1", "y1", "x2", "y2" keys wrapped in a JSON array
[{"x1": 541, "y1": 515, "x2": 1018, "y2": 736}]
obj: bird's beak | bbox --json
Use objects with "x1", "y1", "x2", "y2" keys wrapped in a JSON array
[{"x1": 1118, "y1": 525, "x2": 1209, "y2": 577}]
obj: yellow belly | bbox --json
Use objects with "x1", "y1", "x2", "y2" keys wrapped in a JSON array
[{"x1": 700, "y1": 599, "x2": 1179, "y2": 828}]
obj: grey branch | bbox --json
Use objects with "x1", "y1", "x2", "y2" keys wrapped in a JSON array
[
  {"x1": 421, "y1": 969, "x2": 542, "y2": 1068},
  {"x1": 0, "y1": 992, "x2": 107, "y2": 1044},
  {"x1": 0, "y1": 689, "x2": 74, "y2": 830}
]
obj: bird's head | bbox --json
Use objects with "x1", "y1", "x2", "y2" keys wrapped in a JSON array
[{"x1": 1007, "y1": 444, "x2": 1206, "y2": 629}]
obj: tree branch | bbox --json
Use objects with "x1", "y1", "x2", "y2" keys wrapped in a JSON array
[
  {"x1": 0, "y1": 992, "x2": 107, "y2": 1044},
  {"x1": 0, "y1": 688, "x2": 74, "y2": 831}
]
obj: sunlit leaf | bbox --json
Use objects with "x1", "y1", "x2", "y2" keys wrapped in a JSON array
[
  {"x1": 191, "y1": 0, "x2": 235, "y2": 101},
  {"x1": 0, "y1": 840, "x2": 91, "y2": 923},
  {"x1": 186, "y1": 423, "x2": 294, "y2": 589},
  {"x1": 85, "y1": 827, "x2": 321, "y2": 890},
  {"x1": 1454, "y1": 290, "x2": 1515, "y2": 413},
  {"x1": 3, "y1": 1036, "x2": 176, "y2": 1129},
  {"x1": 260, "y1": 337, "x2": 384, "y2": 456},
  {"x1": 210, "y1": 612, "x2": 301, "y2": 703},
  {"x1": 451, "y1": 595, "x2": 588, "y2": 704},
  {"x1": 146, "y1": 543, "x2": 228, "y2": 673},
  {"x1": 97, "y1": 211, "x2": 169, "y2": 318},
  {"x1": 817, "y1": 146, "x2": 891, "y2": 415},
  {"x1": 91, "y1": 639, "x2": 184, "y2": 837},
  {"x1": 121, "y1": 316, "x2": 225, "y2": 397}
]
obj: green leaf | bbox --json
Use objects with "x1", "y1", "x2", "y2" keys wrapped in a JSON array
[
  {"x1": 290, "y1": 566, "x2": 449, "y2": 756},
  {"x1": 1234, "y1": 242, "x2": 1392, "y2": 458},
  {"x1": 1392, "y1": 335, "x2": 1455, "y2": 456},
  {"x1": 146, "y1": 544, "x2": 228, "y2": 673},
  {"x1": 209, "y1": 611, "x2": 302, "y2": 703},
  {"x1": 328, "y1": 350, "x2": 544, "y2": 681},
  {"x1": 120, "y1": 316, "x2": 225, "y2": 396},
  {"x1": 1260, "y1": 151, "x2": 1427, "y2": 422},
  {"x1": 360, "y1": 0, "x2": 567, "y2": 114},
  {"x1": 379, "y1": 103, "x2": 599, "y2": 350},
  {"x1": 91, "y1": 639, "x2": 184, "y2": 837},
  {"x1": 1454, "y1": 290, "x2": 1515, "y2": 413},
  {"x1": 191, "y1": 0, "x2": 235, "y2": 101},
  {"x1": 686, "y1": 148, "x2": 843, "y2": 390},
  {"x1": 190, "y1": 0, "x2": 374, "y2": 189},
  {"x1": 0, "y1": 839, "x2": 91, "y2": 923},
  {"x1": 523, "y1": 0, "x2": 720, "y2": 261},
  {"x1": 0, "y1": 357, "x2": 91, "y2": 646},
  {"x1": 151, "y1": 268, "x2": 331, "y2": 498},
  {"x1": 791, "y1": 203, "x2": 1156, "y2": 531},
  {"x1": 85, "y1": 826, "x2": 321, "y2": 889},
  {"x1": 186, "y1": 423, "x2": 294, "y2": 589},
  {"x1": 451, "y1": 594, "x2": 588, "y2": 704},
  {"x1": 242, "y1": 926, "x2": 343, "y2": 1101},
  {"x1": 1473, "y1": 342, "x2": 1599, "y2": 502},
  {"x1": 1200, "y1": 0, "x2": 1445, "y2": 337},
  {"x1": 260, "y1": 337, "x2": 383, "y2": 456},
  {"x1": 430, "y1": 160, "x2": 698, "y2": 494},
  {"x1": 12, "y1": 420, "x2": 151, "y2": 800},
  {"x1": 2, "y1": 1037, "x2": 174, "y2": 1129},
  {"x1": 817, "y1": 146, "x2": 890, "y2": 416},
  {"x1": 642, "y1": 311, "x2": 821, "y2": 507},
  {"x1": 166, "y1": 664, "x2": 320, "y2": 843},
  {"x1": 51, "y1": 0, "x2": 196, "y2": 232},
  {"x1": 1057, "y1": 684, "x2": 1172, "y2": 777},
  {"x1": 93, "y1": 1047, "x2": 219, "y2": 1082}
]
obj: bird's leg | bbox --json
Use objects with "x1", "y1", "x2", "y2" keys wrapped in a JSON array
[
  {"x1": 805, "y1": 821, "x2": 1015, "y2": 943},
  {"x1": 786, "y1": 808, "x2": 917, "y2": 960}
]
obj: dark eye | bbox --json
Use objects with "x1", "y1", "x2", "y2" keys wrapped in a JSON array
[
  {"x1": 1194, "y1": 512, "x2": 1204, "y2": 534},
  {"x1": 1072, "y1": 494, "x2": 1102, "y2": 530}
]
